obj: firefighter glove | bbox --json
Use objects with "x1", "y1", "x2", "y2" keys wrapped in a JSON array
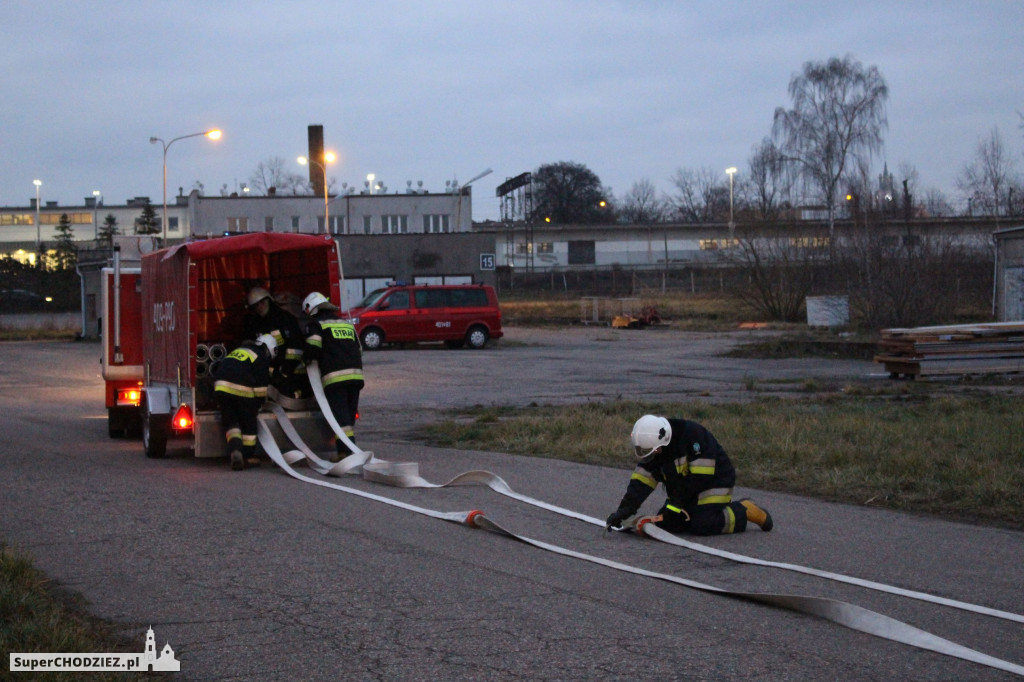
[{"x1": 605, "y1": 508, "x2": 630, "y2": 530}]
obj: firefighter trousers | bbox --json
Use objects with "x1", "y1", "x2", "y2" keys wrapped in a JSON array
[
  {"x1": 216, "y1": 392, "x2": 262, "y2": 459},
  {"x1": 323, "y1": 379, "x2": 363, "y2": 455},
  {"x1": 657, "y1": 499, "x2": 750, "y2": 536}
]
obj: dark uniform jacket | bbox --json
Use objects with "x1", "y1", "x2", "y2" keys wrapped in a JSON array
[
  {"x1": 212, "y1": 341, "x2": 273, "y2": 399},
  {"x1": 244, "y1": 302, "x2": 304, "y2": 369},
  {"x1": 303, "y1": 312, "x2": 364, "y2": 386},
  {"x1": 615, "y1": 418, "x2": 737, "y2": 516}
]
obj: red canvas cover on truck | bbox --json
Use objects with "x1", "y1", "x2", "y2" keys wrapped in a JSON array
[{"x1": 142, "y1": 233, "x2": 340, "y2": 386}]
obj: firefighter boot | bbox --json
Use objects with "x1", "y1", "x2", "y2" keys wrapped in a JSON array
[
  {"x1": 740, "y1": 499, "x2": 773, "y2": 531},
  {"x1": 230, "y1": 450, "x2": 245, "y2": 471}
]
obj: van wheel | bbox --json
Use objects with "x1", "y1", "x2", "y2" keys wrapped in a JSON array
[
  {"x1": 361, "y1": 327, "x2": 384, "y2": 351},
  {"x1": 466, "y1": 326, "x2": 489, "y2": 349},
  {"x1": 143, "y1": 408, "x2": 169, "y2": 458}
]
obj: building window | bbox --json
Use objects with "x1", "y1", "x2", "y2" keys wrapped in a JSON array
[
  {"x1": 227, "y1": 217, "x2": 248, "y2": 232},
  {"x1": 699, "y1": 238, "x2": 738, "y2": 250},
  {"x1": 168, "y1": 217, "x2": 179, "y2": 233},
  {"x1": 363, "y1": 215, "x2": 373, "y2": 234},
  {"x1": 423, "y1": 214, "x2": 450, "y2": 233},
  {"x1": 537, "y1": 241, "x2": 554, "y2": 254},
  {"x1": 567, "y1": 240, "x2": 595, "y2": 265},
  {"x1": 382, "y1": 215, "x2": 408, "y2": 234},
  {"x1": 291, "y1": 216, "x2": 300, "y2": 232},
  {"x1": 0, "y1": 214, "x2": 33, "y2": 225},
  {"x1": 264, "y1": 216, "x2": 274, "y2": 232},
  {"x1": 330, "y1": 216, "x2": 346, "y2": 234}
]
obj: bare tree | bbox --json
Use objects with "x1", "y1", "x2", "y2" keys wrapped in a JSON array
[
  {"x1": 773, "y1": 55, "x2": 888, "y2": 234},
  {"x1": 837, "y1": 214, "x2": 985, "y2": 328},
  {"x1": 619, "y1": 178, "x2": 667, "y2": 223},
  {"x1": 956, "y1": 127, "x2": 1016, "y2": 219},
  {"x1": 745, "y1": 138, "x2": 791, "y2": 222},
  {"x1": 728, "y1": 225, "x2": 821, "y2": 322},
  {"x1": 249, "y1": 156, "x2": 310, "y2": 196},
  {"x1": 921, "y1": 187, "x2": 953, "y2": 217},
  {"x1": 668, "y1": 167, "x2": 728, "y2": 223}
]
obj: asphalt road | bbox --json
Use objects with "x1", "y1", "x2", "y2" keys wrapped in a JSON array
[{"x1": 1, "y1": 329, "x2": 1022, "y2": 681}]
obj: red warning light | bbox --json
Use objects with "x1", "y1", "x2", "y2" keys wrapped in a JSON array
[{"x1": 171, "y1": 403, "x2": 194, "y2": 431}]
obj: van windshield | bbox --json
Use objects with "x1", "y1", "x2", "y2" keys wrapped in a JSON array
[{"x1": 355, "y1": 288, "x2": 389, "y2": 309}]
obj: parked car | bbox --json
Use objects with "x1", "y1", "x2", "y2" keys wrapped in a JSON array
[
  {"x1": 348, "y1": 283, "x2": 503, "y2": 350},
  {"x1": 0, "y1": 289, "x2": 52, "y2": 312}
]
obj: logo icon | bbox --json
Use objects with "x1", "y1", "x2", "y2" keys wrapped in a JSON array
[{"x1": 142, "y1": 626, "x2": 180, "y2": 672}]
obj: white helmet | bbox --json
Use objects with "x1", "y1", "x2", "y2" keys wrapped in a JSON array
[
  {"x1": 255, "y1": 333, "x2": 278, "y2": 359},
  {"x1": 302, "y1": 291, "x2": 337, "y2": 315},
  {"x1": 631, "y1": 415, "x2": 671, "y2": 462},
  {"x1": 247, "y1": 287, "x2": 271, "y2": 308}
]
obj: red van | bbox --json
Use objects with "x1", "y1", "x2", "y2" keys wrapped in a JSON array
[{"x1": 348, "y1": 283, "x2": 503, "y2": 350}]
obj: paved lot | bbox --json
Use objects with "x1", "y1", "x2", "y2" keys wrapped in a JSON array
[{"x1": 1, "y1": 330, "x2": 1022, "y2": 680}]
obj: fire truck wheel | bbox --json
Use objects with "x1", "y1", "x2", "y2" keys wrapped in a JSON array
[{"x1": 143, "y1": 410, "x2": 169, "y2": 458}]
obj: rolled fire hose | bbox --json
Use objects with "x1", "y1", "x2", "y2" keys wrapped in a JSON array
[
  {"x1": 196, "y1": 343, "x2": 210, "y2": 363},
  {"x1": 272, "y1": 363, "x2": 1024, "y2": 676}
]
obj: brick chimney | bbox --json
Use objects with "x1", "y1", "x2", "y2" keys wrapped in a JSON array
[{"x1": 308, "y1": 125, "x2": 324, "y2": 197}]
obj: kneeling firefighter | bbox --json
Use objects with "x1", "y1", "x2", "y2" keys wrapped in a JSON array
[
  {"x1": 605, "y1": 415, "x2": 773, "y2": 535},
  {"x1": 212, "y1": 334, "x2": 277, "y2": 471}
]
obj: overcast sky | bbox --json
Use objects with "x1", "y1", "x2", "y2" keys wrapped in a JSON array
[{"x1": 2, "y1": 1, "x2": 1021, "y2": 221}]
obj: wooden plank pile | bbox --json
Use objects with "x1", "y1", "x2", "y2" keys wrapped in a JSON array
[{"x1": 874, "y1": 321, "x2": 1024, "y2": 378}]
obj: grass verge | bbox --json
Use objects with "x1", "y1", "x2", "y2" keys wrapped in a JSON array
[
  {"x1": 416, "y1": 394, "x2": 1024, "y2": 530},
  {"x1": 0, "y1": 544, "x2": 154, "y2": 681}
]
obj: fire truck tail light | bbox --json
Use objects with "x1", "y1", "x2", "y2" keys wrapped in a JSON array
[
  {"x1": 171, "y1": 403, "x2": 194, "y2": 431},
  {"x1": 116, "y1": 387, "x2": 143, "y2": 407}
]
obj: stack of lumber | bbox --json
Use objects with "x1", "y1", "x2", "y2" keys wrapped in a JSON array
[{"x1": 874, "y1": 321, "x2": 1024, "y2": 378}]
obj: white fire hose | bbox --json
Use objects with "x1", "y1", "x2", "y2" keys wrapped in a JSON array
[{"x1": 249, "y1": 362, "x2": 1024, "y2": 677}]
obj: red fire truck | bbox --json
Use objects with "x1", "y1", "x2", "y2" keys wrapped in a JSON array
[
  {"x1": 102, "y1": 232, "x2": 341, "y2": 459},
  {"x1": 101, "y1": 247, "x2": 145, "y2": 438}
]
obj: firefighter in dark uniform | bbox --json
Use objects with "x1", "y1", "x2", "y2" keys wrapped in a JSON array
[
  {"x1": 212, "y1": 334, "x2": 277, "y2": 471},
  {"x1": 302, "y1": 291, "x2": 364, "y2": 461},
  {"x1": 244, "y1": 287, "x2": 308, "y2": 399},
  {"x1": 605, "y1": 415, "x2": 774, "y2": 535}
]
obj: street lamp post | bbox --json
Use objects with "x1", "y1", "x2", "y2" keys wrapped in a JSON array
[
  {"x1": 149, "y1": 129, "x2": 222, "y2": 242},
  {"x1": 33, "y1": 179, "x2": 42, "y2": 258},
  {"x1": 92, "y1": 190, "x2": 102, "y2": 240},
  {"x1": 725, "y1": 167, "x2": 737, "y2": 237},
  {"x1": 298, "y1": 152, "x2": 335, "y2": 234}
]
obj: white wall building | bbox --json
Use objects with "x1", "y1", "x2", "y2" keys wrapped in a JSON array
[{"x1": 0, "y1": 186, "x2": 474, "y2": 264}]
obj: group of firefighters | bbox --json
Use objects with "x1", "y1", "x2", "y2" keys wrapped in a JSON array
[
  {"x1": 211, "y1": 287, "x2": 363, "y2": 472},
  {"x1": 212, "y1": 287, "x2": 773, "y2": 538}
]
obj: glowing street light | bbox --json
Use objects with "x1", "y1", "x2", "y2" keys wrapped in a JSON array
[
  {"x1": 298, "y1": 151, "x2": 336, "y2": 233},
  {"x1": 33, "y1": 179, "x2": 42, "y2": 256},
  {"x1": 725, "y1": 166, "x2": 738, "y2": 236},
  {"x1": 149, "y1": 129, "x2": 222, "y2": 241}
]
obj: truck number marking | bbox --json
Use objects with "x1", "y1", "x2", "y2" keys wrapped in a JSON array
[{"x1": 153, "y1": 302, "x2": 175, "y2": 332}]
